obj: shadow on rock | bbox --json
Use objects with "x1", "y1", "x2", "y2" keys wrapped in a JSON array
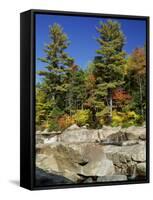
[{"x1": 35, "y1": 167, "x2": 74, "y2": 187}]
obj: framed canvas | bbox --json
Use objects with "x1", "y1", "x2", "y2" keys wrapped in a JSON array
[{"x1": 20, "y1": 9, "x2": 150, "y2": 190}]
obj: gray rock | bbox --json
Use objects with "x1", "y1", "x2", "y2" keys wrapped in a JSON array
[
  {"x1": 131, "y1": 145, "x2": 146, "y2": 162},
  {"x1": 36, "y1": 130, "x2": 42, "y2": 135},
  {"x1": 82, "y1": 125, "x2": 87, "y2": 129},
  {"x1": 59, "y1": 128, "x2": 99, "y2": 143},
  {"x1": 101, "y1": 131, "x2": 128, "y2": 145},
  {"x1": 71, "y1": 143, "x2": 115, "y2": 177},
  {"x1": 97, "y1": 175, "x2": 127, "y2": 182},
  {"x1": 36, "y1": 135, "x2": 44, "y2": 144},
  {"x1": 44, "y1": 135, "x2": 58, "y2": 144},
  {"x1": 42, "y1": 128, "x2": 49, "y2": 134},
  {"x1": 100, "y1": 126, "x2": 122, "y2": 139},
  {"x1": 122, "y1": 140, "x2": 139, "y2": 146},
  {"x1": 136, "y1": 163, "x2": 146, "y2": 176},
  {"x1": 83, "y1": 177, "x2": 93, "y2": 183},
  {"x1": 103, "y1": 143, "x2": 146, "y2": 177},
  {"x1": 36, "y1": 143, "x2": 115, "y2": 182},
  {"x1": 36, "y1": 125, "x2": 146, "y2": 183},
  {"x1": 36, "y1": 143, "x2": 84, "y2": 182},
  {"x1": 59, "y1": 125, "x2": 123, "y2": 144},
  {"x1": 82, "y1": 149, "x2": 115, "y2": 177},
  {"x1": 139, "y1": 134, "x2": 146, "y2": 140},
  {"x1": 66, "y1": 124, "x2": 80, "y2": 130},
  {"x1": 124, "y1": 126, "x2": 146, "y2": 140}
]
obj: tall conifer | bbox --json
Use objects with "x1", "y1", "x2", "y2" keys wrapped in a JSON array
[{"x1": 93, "y1": 20, "x2": 126, "y2": 122}]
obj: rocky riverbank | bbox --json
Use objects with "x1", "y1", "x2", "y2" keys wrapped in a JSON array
[{"x1": 36, "y1": 125, "x2": 146, "y2": 185}]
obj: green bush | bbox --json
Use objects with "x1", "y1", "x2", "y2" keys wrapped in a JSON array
[
  {"x1": 112, "y1": 111, "x2": 143, "y2": 127},
  {"x1": 47, "y1": 107, "x2": 64, "y2": 131},
  {"x1": 48, "y1": 107, "x2": 64, "y2": 119},
  {"x1": 111, "y1": 111, "x2": 124, "y2": 126},
  {"x1": 96, "y1": 107, "x2": 110, "y2": 126},
  {"x1": 48, "y1": 120, "x2": 59, "y2": 131},
  {"x1": 74, "y1": 109, "x2": 91, "y2": 126}
]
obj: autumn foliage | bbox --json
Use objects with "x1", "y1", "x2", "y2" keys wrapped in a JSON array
[
  {"x1": 36, "y1": 21, "x2": 146, "y2": 131},
  {"x1": 58, "y1": 115, "x2": 75, "y2": 130},
  {"x1": 113, "y1": 88, "x2": 132, "y2": 102}
]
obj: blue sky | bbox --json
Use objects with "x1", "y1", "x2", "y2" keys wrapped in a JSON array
[{"x1": 35, "y1": 14, "x2": 146, "y2": 82}]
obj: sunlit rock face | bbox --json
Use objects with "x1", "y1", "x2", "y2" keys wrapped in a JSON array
[{"x1": 36, "y1": 125, "x2": 146, "y2": 184}]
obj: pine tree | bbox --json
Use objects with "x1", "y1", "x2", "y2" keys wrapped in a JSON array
[
  {"x1": 92, "y1": 20, "x2": 126, "y2": 123},
  {"x1": 38, "y1": 23, "x2": 74, "y2": 111},
  {"x1": 36, "y1": 23, "x2": 76, "y2": 129}
]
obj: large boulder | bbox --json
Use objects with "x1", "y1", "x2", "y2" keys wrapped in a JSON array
[
  {"x1": 36, "y1": 143, "x2": 115, "y2": 182},
  {"x1": 36, "y1": 143, "x2": 84, "y2": 182},
  {"x1": 80, "y1": 143, "x2": 115, "y2": 177}
]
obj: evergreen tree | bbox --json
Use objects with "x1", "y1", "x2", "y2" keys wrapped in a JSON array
[
  {"x1": 37, "y1": 23, "x2": 75, "y2": 112},
  {"x1": 36, "y1": 21, "x2": 146, "y2": 130},
  {"x1": 92, "y1": 20, "x2": 126, "y2": 123},
  {"x1": 36, "y1": 23, "x2": 75, "y2": 129}
]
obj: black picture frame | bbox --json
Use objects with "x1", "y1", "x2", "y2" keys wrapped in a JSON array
[{"x1": 20, "y1": 9, "x2": 150, "y2": 190}]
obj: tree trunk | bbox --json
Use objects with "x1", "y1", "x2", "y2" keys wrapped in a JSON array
[
  {"x1": 69, "y1": 94, "x2": 72, "y2": 116},
  {"x1": 81, "y1": 100, "x2": 83, "y2": 110},
  {"x1": 110, "y1": 94, "x2": 113, "y2": 121},
  {"x1": 91, "y1": 106, "x2": 97, "y2": 128},
  {"x1": 109, "y1": 89, "x2": 113, "y2": 123},
  {"x1": 139, "y1": 76, "x2": 143, "y2": 116}
]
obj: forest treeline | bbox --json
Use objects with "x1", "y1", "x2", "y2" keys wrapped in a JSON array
[{"x1": 36, "y1": 20, "x2": 146, "y2": 131}]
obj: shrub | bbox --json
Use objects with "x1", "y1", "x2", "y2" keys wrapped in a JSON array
[
  {"x1": 48, "y1": 107, "x2": 64, "y2": 119},
  {"x1": 112, "y1": 111, "x2": 143, "y2": 127},
  {"x1": 48, "y1": 120, "x2": 59, "y2": 132},
  {"x1": 58, "y1": 114, "x2": 75, "y2": 130},
  {"x1": 127, "y1": 111, "x2": 137, "y2": 119},
  {"x1": 74, "y1": 109, "x2": 91, "y2": 126},
  {"x1": 96, "y1": 107, "x2": 110, "y2": 126},
  {"x1": 36, "y1": 120, "x2": 48, "y2": 131},
  {"x1": 112, "y1": 111, "x2": 124, "y2": 127},
  {"x1": 47, "y1": 107, "x2": 64, "y2": 131}
]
